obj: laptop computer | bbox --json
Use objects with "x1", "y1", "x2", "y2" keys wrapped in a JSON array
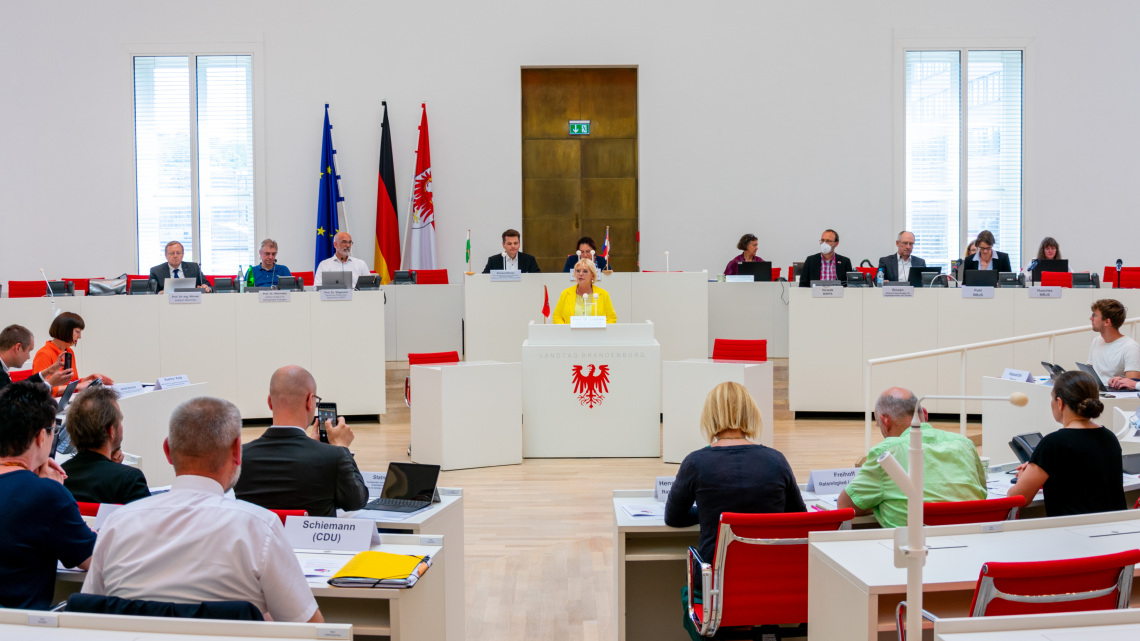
[
  {"x1": 963, "y1": 270, "x2": 999, "y2": 287},
  {"x1": 1074, "y1": 362, "x2": 1118, "y2": 394},
  {"x1": 736, "y1": 261, "x2": 773, "y2": 282},
  {"x1": 318, "y1": 271, "x2": 351, "y2": 290},
  {"x1": 908, "y1": 267, "x2": 941, "y2": 287},
  {"x1": 362, "y1": 462, "x2": 441, "y2": 513},
  {"x1": 1031, "y1": 259, "x2": 1069, "y2": 283},
  {"x1": 55, "y1": 380, "x2": 81, "y2": 418},
  {"x1": 163, "y1": 277, "x2": 196, "y2": 293}
]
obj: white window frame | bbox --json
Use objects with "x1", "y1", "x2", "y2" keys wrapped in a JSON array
[
  {"x1": 893, "y1": 31, "x2": 1032, "y2": 263},
  {"x1": 124, "y1": 39, "x2": 266, "y2": 272}
]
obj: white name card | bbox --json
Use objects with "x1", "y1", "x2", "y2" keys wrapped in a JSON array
[
  {"x1": 285, "y1": 516, "x2": 374, "y2": 552},
  {"x1": 362, "y1": 471, "x2": 387, "y2": 495},
  {"x1": 26, "y1": 613, "x2": 58, "y2": 627},
  {"x1": 725, "y1": 275, "x2": 753, "y2": 283},
  {"x1": 655, "y1": 476, "x2": 676, "y2": 502},
  {"x1": 811, "y1": 285, "x2": 844, "y2": 298},
  {"x1": 961, "y1": 286, "x2": 995, "y2": 299},
  {"x1": 570, "y1": 315, "x2": 607, "y2": 329},
  {"x1": 112, "y1": 382, "x2": 146, "y2": 397},
  {"x1": 881, "y1": 285, "x2": 915, "y2": 298},
  {"x1": 154, "y1": 375, "x2": 191, "y2": 390},
  {"x1": 320, "y1": 288, "x2": 353, "y2": 301},
  {"x1": 1028, "y1": 286, "x2": 1061, "y2": 299},
  {"x1": 258, "y1": 290, "x2": 292, "y2": 303},
  {"x1": 805, "y1": 467, "x2": 860, "y2": 495},
  {"x1": 168, "y1": 291, "x2": 202, "y2": 304},
  {"x1": 92, "y1": 503, "x2": 123, "y2": 531},
  {"x1": 1001, "y1": 368, "x2": 1034, "y2": 383},
  {"x1": 490, "y1": 270, "x2": 522, "y2": 282}
]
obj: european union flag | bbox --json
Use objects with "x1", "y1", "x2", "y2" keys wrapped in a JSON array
[{"x1": 314, "y1": 104, "x2": 343, "y2": 269}]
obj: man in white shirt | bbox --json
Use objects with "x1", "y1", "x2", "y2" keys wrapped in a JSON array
[
  {"x1": 1086, "y1": 299, "x2": 1140, "y2": 389},
  {"x1": 81, "y1": 397, "x2": 322, "y2": 623},
  {"x1": 0, "y1": 325, "x2": 71, "y2": 391},
  {"x1": 875, "y1": 230, "x2": 927, "y2": 283},
  {"x1": 314, "y1": 232, "x2": 371, "y2": 287}
]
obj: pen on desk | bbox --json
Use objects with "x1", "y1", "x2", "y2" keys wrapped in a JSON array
[{"x1": 810, "y1": 504, "x2": 825, "y2": 512}]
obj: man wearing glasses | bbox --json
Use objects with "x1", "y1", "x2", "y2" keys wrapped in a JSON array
[
  {"x1": 876, "y1": 230, "x2": 926, "y2": 283},
  {"x1": 314, "y1": 231, "x2": 372, "y2": 288},
  {"x1": 798, "y1": 228, "x2": 853, "y2": 287},
  {"x1": 961, "y1": 230, "x2": 1012, "y2": 274}
]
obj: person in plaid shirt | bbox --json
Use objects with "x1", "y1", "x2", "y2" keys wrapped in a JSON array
[{"x1": 798, "y1": 228, "x2": 853, "y2": 287}]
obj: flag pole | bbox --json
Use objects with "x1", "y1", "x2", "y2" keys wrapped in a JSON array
[{"x1": 465, "y1": 229, "x2": 474, "y2": 275}]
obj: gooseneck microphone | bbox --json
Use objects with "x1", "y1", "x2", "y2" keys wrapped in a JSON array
[{"x1": 40, "y1": 268, "x2": 61, "y2": 317}]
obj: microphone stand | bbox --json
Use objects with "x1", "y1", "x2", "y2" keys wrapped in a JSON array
[{"x1": 40, "y1": 268, "x2": 60, "y2": 318}]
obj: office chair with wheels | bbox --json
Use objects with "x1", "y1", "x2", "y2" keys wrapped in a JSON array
[
  {"x1": 896, "y1": 548, "x2": 1140, "y2": 640},
  {"x1": 711, "y1": 339, "x2": 767, "y2": 362},
  {"x1": 686, "y1": 508, "x2": 855, "y2": 639},
  {"x1": 923, "y1": 495, "x2": 1026, "y2": 526}
]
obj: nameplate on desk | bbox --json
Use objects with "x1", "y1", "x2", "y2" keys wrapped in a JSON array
[
  {"x1": 811, "y1": 285, "x2": 844, "y2": 298},
  {"x1": 881, "y1": 285, "x2": 914, "y2": 298},
  {"x1": 489, "y1": 270, "x2": 522, "y2": 282},
  {"x1": 1028, "y1": 286, "x2": 1062, "y2": 299},
  {"x1": 439, "y1": 488, "x2": 462, "y2": 497},
  {"x1": 725, "y1": 275, "x2": 753, "y2": 283},
  {"x1": 112, "y1": 382, "x2": 146, "y2": 397},
  {"x1": 655, "y1": 476, "x2": 676, "y2": 502},
  {"x1": 258, "y1": 290, "x2": 292, "y2": 303},
  {"x1": 154, "y1": 375, "x2": 191, "y2": 390},
  {"x1": 168, "y1": 291, "x2": 202, "y2": 304},
  {"x1": 26, "y1": 613, "x2": 58, "y2": 627},
  {"x1": 285, "y1": 516, "x2": 374, "y2": 552},
  {"x1": 320, "y1": 289, "x2": 353, "y2": 302},
  {"x1": 961, "y1": 286, "x2": 994, "y2": 299},
  {"x1": 805, "y1": 467, "x2": 859, "y2": 495},
  {"x1": 361, "y1": 471, "x2": 387, "y2": 495},
  {"x1": 1001, "y1": 368, "x2": 1034, "y2": 383},
  {"x1": 570, "y1": 315, "x2": 607, "y2": 329}
]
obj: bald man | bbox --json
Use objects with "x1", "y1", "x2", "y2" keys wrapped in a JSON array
[
  {"x1": 313, "y1": 231, "x2": 371, "y2": 288},
  {"x1": 837, "y1": 387, "x2": 986, "y2": 528},
  {"x1": 233, "y1": 366, "x2": 368, "y2": 517}
]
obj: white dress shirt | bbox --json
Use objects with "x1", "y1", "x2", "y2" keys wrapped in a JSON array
[
  {"x1": 896, "y1": 254, "x2": 912, "y2": 282},
  {"x1": 81, "y1": 475, "x2": 317, "y2": 622},
  {"x1": 503, "y1": 254, "x2": 519, "y2": 271},
  {"x1": 314, "y1": 255, "x2": 371, "y2": 287}
]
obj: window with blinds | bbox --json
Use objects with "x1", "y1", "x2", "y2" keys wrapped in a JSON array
[
  {"x1": 905, "y1": 49, "x2": 1023, "y2": 274},
  {"x1": 134, "y1": 55, "x2": 255, "y2": 274}
]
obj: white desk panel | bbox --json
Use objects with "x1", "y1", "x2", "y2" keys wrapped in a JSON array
[
  {"x1": 706, "y1": 281, "x2": 791, "y2": 358},
  {"x1": 119, "y1": 383, "x2": 209, "y2": 487},
  {"x1": 464, "y1": 273, "x2": 543, "y2": 363},
  {"x1": 79, "y1": 294, "x2": 161, "y2": 384},
  {"x1": 393, "y1": 284, "x2": 463, "y2": 361},
  {"x1": 308, "y1": 291, "x2": 385, "y2": 416},
  {"x1": 934, "y1": 609, "x2": 1140, "y2": 641},
  {"x1": 234, "y1": 294, "x2": 313, "y2": 419},
  {"x1": 630, "y1": 272, "x2": 709, "y2": 362},
  {"x1": 380, "y1": 284, "x2": 399, "y2": 358},
  {"x1": 0, "y1": 608, "x2": 352, "y2": 641},
  {"x1": 864, "y1": 288, "x2": 941, "y2": 405},
  {"x1": 662, "y1": 359, "x2": 773, "y2": 463},
  {"x1": 932, "y1": 289, "x2": 1016, "y2": 415},
  {"x1": 789, "y1": 286, "x2": 864, "y2": 412},
  {"x1": 1010, "y1": 288, "x2": 1095, "y2": 375},
  {"x1": 158, "y1": 294, "x2": 238, "y2": 405}
]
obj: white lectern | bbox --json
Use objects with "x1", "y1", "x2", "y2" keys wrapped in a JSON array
[
  {"x1": 522, "y1": 322, "x2": 661, "y2": 457},
  {"x1": 119, "y1": 383, "x2": 209, "y2": 486},
  {"x1": 662, "y1": 359, "x2": 774, "y2": 463},
  {"x1": 410, "y1": 361, "x2": 523, "y2": 470}
]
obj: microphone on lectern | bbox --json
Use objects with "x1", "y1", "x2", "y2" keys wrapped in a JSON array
[
  {"x1": 40, "y1": 268, "x2": 61, "y2": 318},
  {"x1": 593, "y1": 293, "x2": 599, "y2": 317},
  {"x1": 1117, "y1": 259, "x2": 1123, "y2": 271}
]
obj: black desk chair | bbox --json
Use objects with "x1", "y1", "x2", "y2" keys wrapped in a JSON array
[{"x1": 64, "y1": 593, "x2": 264, "y2": 621}]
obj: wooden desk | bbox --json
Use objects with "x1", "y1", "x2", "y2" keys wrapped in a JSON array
[
  {"x1": 933, "y1": 608, "x2": 1140, "y2": 641},
  {"x1": 807, "y1": 510, "x2": 1140, "y2": 641},
  {"x1": 0, "y1": 607, "x2": 352, "y2": 640}
]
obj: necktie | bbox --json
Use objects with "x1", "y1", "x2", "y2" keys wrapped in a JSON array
[{"x1": 173, "y1": 268, "x2": 180, "y2": 279}]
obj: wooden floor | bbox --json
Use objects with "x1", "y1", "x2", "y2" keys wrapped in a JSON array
[{"x1": 241, "y1": 359, "x2": 981, "y2": 641}]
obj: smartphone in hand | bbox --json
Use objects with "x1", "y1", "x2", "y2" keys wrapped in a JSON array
[
  {"x1": 316, "y1": 401, "x2": 337, "y2": 444},
  {"x1": 63, "y1": 352, "x2": 73, "y2": 370}
]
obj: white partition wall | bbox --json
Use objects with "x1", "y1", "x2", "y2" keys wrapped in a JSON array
[
  {"x1": 630, "y1": 272, "x2": 709, "y2": 362},
  {"x1": 464, "y1": 273, "x2": 544, "y2": 362},
  {"x1": 158, "y1": 294, "x2": 240, "y2": 398},
  {"x1": 79, "y1": 295, "x2": 161, "y2": 384},
  {"x1": 234, "y1": 293, "x2": 312, "y2": 417},
  {"x1": 309, "y1": 291, "x2": 386, "y2": 417},
  {"x1": 119, "y1": 383, "x2": 209, "y2": 486},
  {"x1": 662, "y1": 359, "x2": 773, "y2": 463},
  {"x1": 392, "y1": 284, "x2": 463, "y2": 361},
  {"x1": 933, "y1": 289, "x2": 1017, "y2": 414},
  {"x1": 706, "y1": 281, "x2": 791, "y2": 358},
  {"x1": 788, "y1": 287, "x2": 864, "y2": 412},
  {"x1": 864, "y1": 288, "x2": 940, "y2": 403}
]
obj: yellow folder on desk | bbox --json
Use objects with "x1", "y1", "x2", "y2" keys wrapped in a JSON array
[{"x1": 328, "y1": 550, "x2": 431, "y2": 588}]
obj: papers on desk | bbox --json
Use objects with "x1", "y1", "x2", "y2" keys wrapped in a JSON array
[
  {"x1": 297, "y1": 552, "x2": 355, "y2": 578},
  {"x1": 350, "y1": 506, "x2": 431, "y2": 521},
  {"x1": 621, "y1": 503, "x2": 665, "y2": 518},
  {"x1": 985, "y1": 474, "x2": 1043, "y2": 502}
]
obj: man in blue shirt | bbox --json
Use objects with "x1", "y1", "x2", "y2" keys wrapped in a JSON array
[{"x1": 246, "y1": 238, "x2": 292, "y2": 287}]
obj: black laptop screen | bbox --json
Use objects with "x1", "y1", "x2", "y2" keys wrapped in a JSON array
[
  {"x1": 1032, "y1": 259, "x2": 1069, "y2": 283},
  {"x1": 963, "y1": 270, "x2": 999, "y2": 287},
  {"x1": 380, "y1": 462, "x2": 441, "y2": 502},
  {"x1": 736, "y1": 261, "x2": 773, "y2": 281}
]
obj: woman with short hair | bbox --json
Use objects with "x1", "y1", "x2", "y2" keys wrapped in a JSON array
[
  {"x1": 724, "y1": 233, "x2": 765, "y2": 276},
  {"x1": 962, "y1": 230, "x2": 1012, "y2": 273},
  {"x1": 1007, "y1": 370, "x2": 1126, "y2": 516},
  {"x1": 1026, "y1": 236, "x2": 1062, "y2": 273},
  {"x1": 31, "y1": 312, "x2": 113, "y2": 396}
]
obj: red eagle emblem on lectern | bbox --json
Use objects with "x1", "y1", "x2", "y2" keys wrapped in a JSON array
[{"x1": 571, "y1": 364, "x2": 610, "y2": 408}]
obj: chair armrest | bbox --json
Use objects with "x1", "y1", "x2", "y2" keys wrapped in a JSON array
[
  {"x1": 895, "y1": 601, "x2": 938, "y2": 641},
  {"x1": 686, "y1": 547, "x2": 713, "y2": 636}
]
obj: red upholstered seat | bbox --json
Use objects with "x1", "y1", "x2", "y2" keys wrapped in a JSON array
[
  {"x1": 269, "y1": 509, "x2": 308, "y2": 525},
  {"x1": 770, "y1": 267, "x2": 781, "y2": 280},
  {"x1": 1040, "y1": 271, "x2": 1072, "y2": 288},
  {"x1": 8, "y1": 281, "x2": 46, "y2": 298},
  {"x1": 9, "y1": 370, "x2": 35, "y2": 382},
  {"x1": 405, "y1": 351, "x2": 460, "y2": 407},
  {"x1": 76, "y1": 502, "x2": 101, "y2": 517},
  {"x1": 923, "y1": 496, "x2": 1025, "y2": 526},
  {"x1": 1120, "y1": 269, "x2": 1140, "y2": 289},
  {"x1": 711, "y1": 339, "x2": 767, "y2": 362},
  {"x1": 411, "y1": 269, "x2": 448, "y2": 285}
]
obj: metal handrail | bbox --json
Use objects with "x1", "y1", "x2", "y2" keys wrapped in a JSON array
[{"x1": 863, "y1": 317, "x2": 1140, "y2": 451}]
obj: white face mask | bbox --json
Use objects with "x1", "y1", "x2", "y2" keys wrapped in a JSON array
[{"x1": 820, "y1": 242, "x2": 833, "y2": 254}]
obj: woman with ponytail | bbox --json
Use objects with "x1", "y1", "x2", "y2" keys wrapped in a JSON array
[{"x1": 1008, "y1": 370, "x2": 1125, "y2": 516}]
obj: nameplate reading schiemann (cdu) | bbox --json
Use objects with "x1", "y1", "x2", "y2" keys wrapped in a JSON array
[{"x1": 284, "y1": 516, "x2": 374, "y2": 552}]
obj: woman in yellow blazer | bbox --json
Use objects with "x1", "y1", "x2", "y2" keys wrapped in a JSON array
[{"x1": 553, "y1": 259, "x2": 617, "y2": 324}]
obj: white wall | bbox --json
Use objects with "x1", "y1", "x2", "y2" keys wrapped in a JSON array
[{"x1": 2, "y1": 0, "x2": 1138, "y2": 285}]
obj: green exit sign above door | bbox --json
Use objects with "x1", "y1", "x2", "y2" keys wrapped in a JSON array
[{"x1": 569, "y1": 120, "x2": 591, "y2": 135}]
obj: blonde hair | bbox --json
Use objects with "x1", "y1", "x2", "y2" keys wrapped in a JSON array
[
  {"x1": 699, "y1": 381, "x2": 761, "y2": 443},
  {"x1": 573, "y1": 258, "x2": 598, "y2": 283}
]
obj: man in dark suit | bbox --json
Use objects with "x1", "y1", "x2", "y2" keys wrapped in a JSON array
[
  {"x1": 148, "y1": 241, "x2": 211, "y2": 292},
  {"x1": 234, "y1": 365, "x2": 368, "y2": 517},
  {"x1": 961, "y1": 230, "x2": 1012, "y2": 275},
  {"x1": 876, "y1": 230, "x2": 927, "y2": 282},
  {"x1": 799, "y1": 228, "x2": 853, "y2": 287},
  {"x1": 482, "y1": 229, "x2": 541, "y2": 273},
  {"x1": 0, "y1": 324, "x2": 71, "y2": 391},
  {"x1": 62, "y1": 386, "x2": 150, "y2": 504}
]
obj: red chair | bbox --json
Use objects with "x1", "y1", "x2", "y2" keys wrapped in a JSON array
[
  {"x1": 855, "y1": 265, "x2": 878, "y2": 280},
  {"x1": 686, "y1": 509, "x2": 855, "y2": 638},
  {"x1": 1104, "y1": 265, "x2": 1119, "y2": 288},
  {"x1": 269, "y1": 509, "x2": 308, "y2": 525},
  {"x1": 1040, "y1": 271, "x2": 1072, "y2": 288},
  {"x1": 897, "y1": 549, "x2": 1140, "y2": 640},
  {"x1": 923, "y1": 496, "x2": 1026, "y2": 526},
  {"x1": 204, "y1": 275, "x2": 236, "y2": 288},
  {"x1": 411, "y1": 269, "x2": 449, "y2": 285},
  {"x1": 8, "y1": 281, "x2": 47, "y2": 298},
  {"x1": 1121, "y1": 270, "x2": 1140, "y2": 289},
  {"x1": 405, "y1": 351, "x2": 460, "y2": 407},
  {"x1": 125, "y1": 274, "x2": 151, "y2": 294},
  {"x1": 292, "y1": 271, "x2": 315, "y2": 286},
  {"x1": 711, "y1": 339, "x2": 767, "y2": 362},
  {"x1": 76, "y1": 502, "x2": 101, "y2": 517},
  {"x1": 9, "y1": 369, "x2": 35, "y2": 382},
  {"x1": 770, "y1": 267, "x2": 782, "y2": 280}
]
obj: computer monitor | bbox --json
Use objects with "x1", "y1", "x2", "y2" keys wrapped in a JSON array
[
  {"x1": 736, "y1": 261, "x2": 773, "y2": 282},
  {"x1": 791, "y1": 262, "x2": 805, "y2": 282},
  {"x1": 393, "y1": 271, "x2": 416, "y2": 285},
  {"x1": 211, "y1": 277, "x2": 237, "y2": 293},
  {"x1": 908, "y1": 267, "x2": 942, "y2": 287},
  {"x1": 129, "y1": 279, "x2": 156, "y2": 295},
  {"x1": 47, "y1": 281, "x2": 75, "y2": 297},
  {"x1": 319, "y1": 272, "x2": 351, "y2": 290},
  {"x1": 963, "y1": 270, "x2": 999, "y2": 287},
  {"x1": 1031, "y1": 259, "x2": 1069, "y2": 283},
  {"x1": 276, "y1": 276, "x2": 303, "y2": 291}
]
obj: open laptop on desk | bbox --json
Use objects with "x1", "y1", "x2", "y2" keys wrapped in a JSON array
[
  {"x1": 963, "y1": 270, "x2": 999, "y2": 287},
  {"x1": 1074, "y1": 361, "x2": 1135, "y2": 395},
  {"x1": 317, "y1": 272, "x2": 350, "y2": 290},
  {"x1": 907, "y1": 266, "x2": 941, "y2": 287},
  {"x1": 736, "y1": 261, "x2": 773, "y2": 282},
  {"x1": 163, "y1": 277, "x2": 196, "y2": 293},
  {"x1": 363, "y1": 462, "x2": 441, "y2": 513}
]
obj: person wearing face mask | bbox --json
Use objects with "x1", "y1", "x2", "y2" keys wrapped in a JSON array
[
  {"x1": 81, "y1": 396, "x2": 324, "y2": 623},
  {"x1": 30, "y1": 312, "x2": 113, "y2": 397},
  {"x1": 61, "y1": 386, "x2": 150, "y2": 504},
  {"x1": 798, "y1": 229, "x2": 853, "y2": 287},
  {"x1": 961, "y1": 230, "x2": 1011, "y2": 273},
  {"x1": 314, "y1": 231, "x2": 371, "y2": 288},
  {"x1": 483, "y1": 228, "x2": 541, "y2": 273}
]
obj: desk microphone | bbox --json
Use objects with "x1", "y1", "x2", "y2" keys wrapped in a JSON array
[
  {"x1": 40, "y1": 268, "x2": 61, "y2": 318},
  {"x1": 1118, "y1": 258, "x2": 1123, "y2": 271},
  {"x1": 593, "y1": 292, "x2": 599, "y2": 316}
]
